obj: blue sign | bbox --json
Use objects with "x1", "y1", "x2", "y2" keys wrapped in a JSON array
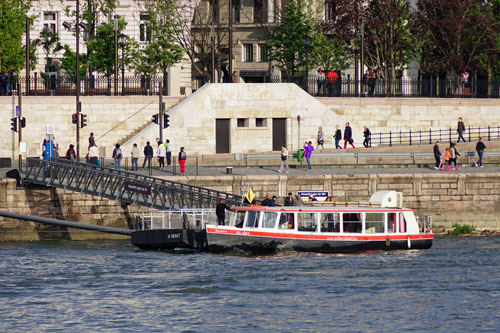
[
  {"x1": 297, "y1": 191, "x2": 329, "y2": 202},
  {"x1": 16, "y1": 105, "x2": 21, "y2": 117}
]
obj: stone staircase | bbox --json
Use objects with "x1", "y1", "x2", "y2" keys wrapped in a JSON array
[{"x1": 116, "y1": 97, "x2": 184, "y2": 146}]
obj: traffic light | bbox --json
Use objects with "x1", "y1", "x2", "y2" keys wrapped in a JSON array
[
  {"x1": 80, "y1": 113, "x2": 87, "y2": 128},
  {"x1": 72, "y1": 113, "x2": 78, "y2": 124},
  {"x1": 10, "y1": 117, "x2": 17, "y2": 132},
  {"x1": 163, "y1": 114, "x2": 170, "y2": 128},
  {"x1": 20, "y1": 117, "x2": 26, "y2": 128},
  {"x1": 152, "y1": 113, "x2": 159, "y2": 124}
]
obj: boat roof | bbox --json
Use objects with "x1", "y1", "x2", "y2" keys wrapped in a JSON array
[{"x1": 231, "y1": 205, "x2": 410, "y2": 212}]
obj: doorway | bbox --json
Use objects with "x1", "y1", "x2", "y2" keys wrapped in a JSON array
[
  {"x1": 216, "y1": 119, "x2": 231, "y2": 153},
  {"x1": 272, "y1": 118, "x2": 287, "y2": 151}
]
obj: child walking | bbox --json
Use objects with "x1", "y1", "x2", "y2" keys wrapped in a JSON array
[{"x1": 442, "y1": 148, "x2": 451, "y2": 171}]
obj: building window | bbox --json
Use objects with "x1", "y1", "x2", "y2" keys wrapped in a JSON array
[
  {"x1": 256, "y1": 118, "x2": 267, "y2": 127},
  {"x1": 237, "y1": 118, "x2": 249, "y2": 127},
  {"x1": 325, "y1": 1, "x2": 336, "y2": 21},
  {"x1": 258, "y1": 44, "x2": 268, "y2": 62},
  {"x1": 139, "y1": 13, "x2": 151, "y2": 42},
  {"x1": 43, "y1": 12, "x2": 57, "y2": 34},
  {"x1": 243, "y1": 44, "x2": 254, "y2": 62},
  {"x1": 254, "y1": 0, "x2": 264, "y2": 23}
]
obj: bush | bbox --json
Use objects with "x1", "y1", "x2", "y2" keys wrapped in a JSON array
[{"x1": 449, "y1": 223, "x2": 475, "y2": 235}]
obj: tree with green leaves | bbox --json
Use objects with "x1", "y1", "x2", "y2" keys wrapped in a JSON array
[
  {"x1": 265, "y1": 1, "x2": 315, "y2": 76},
  {"x1": 134, "y1": 0, "x2": 184, "y2": 77},
  {"x1": 0, "y1": 0, "x2": 34, "y2": 72},
  {"x1": 311, "y1": 33, "x2": 350, "y2": 73},
  {"x1": 60, "y1": 45, "x2": 87, "y2": 83},
  {"x1": 35, "y1": 27, "x2": 63, "y2": 72}
]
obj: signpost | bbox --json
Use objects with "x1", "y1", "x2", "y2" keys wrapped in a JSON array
[{"x1": 297, "y1": 191, "x2": 329, "y2": 202}]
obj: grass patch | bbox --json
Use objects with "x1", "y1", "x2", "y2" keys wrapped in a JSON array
[{"x1": 448, "y1": 223, "x2": 475, "y2": 235}]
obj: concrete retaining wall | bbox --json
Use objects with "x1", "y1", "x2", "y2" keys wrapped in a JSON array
[{"x1": 1, "y1": 172, "x2": 499, "y2": 241}]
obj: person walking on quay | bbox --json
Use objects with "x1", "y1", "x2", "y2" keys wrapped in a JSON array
[
  {"x1": 450, "y1": 142, "x2": 460, "y2": 171},
  {"x1": 112, "y1": 143, "x2": 123, "y2": 170},
  {"x1": 316, "y1": 68, "x2": 325, "y2": 96},
  {"x1": 343, "y1": 122, "x2": 355, "y2": 149},
  {"x1": 165, "y1": 139, "x2": 172, "y2": 166},
  {"x1": 157, "y1": 140, "x2": 166, "y2": 169},
  {"x1": 474, "y1": 137, "x2": 486, "y2": 168},
  {"x1": 334, "y1": 125, "x2": 342, "y2": 149},
  {"x1": 88, "y1": 132, "x2": 96, "y2": 150},
  {"x1": 363, "y1": 125, "x2": 371, "y2": 148},
  {"x1": 65, "y1": 144, "x2": 76, "y2": 160},
  {"x1": 317, "y1": 127, "x2": 325, "y2": 150},
  {"x1": 131, "y1": 143, "x2": 139, "y2": 171},
  {"x1": 216, "y1": 198, "x2": 228, "y2": 225},
  {"x1": 303, "y1": 141, "x2": 315, "y2": 170},
  {"x1": 279, "y1": 144, "x2": 289, "y2": 173},
  {"x1": 327, "y1": 69, "x2": 338, "y2": 96},
  {"x1": 89, "y1": 144, "x2": 99, "y2": 165},
  {"x1": 433, "y1": 141, "x2": 442, "y2": 170},
  {"x1": 179, "y1": 147, "x2": 187, "y2": 175},
  {"x1": 363, "y1": 69, "x2": 370, "y2": 96},
  {"x1": 457, "y1": 117, "x2": 467, "y2": 143},
  {"x1": 143, "y1": 141, "x2": 153, "y2": 169}
]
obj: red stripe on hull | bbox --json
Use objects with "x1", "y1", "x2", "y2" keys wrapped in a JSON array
[{"x1": 206, "y1": 227, "x2": 434, "y2": 242}]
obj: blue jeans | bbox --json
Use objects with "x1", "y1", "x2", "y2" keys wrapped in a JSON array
[
  {"x1": 306, "y1": 157, "x2": 311, "y2": 169},
  {"x1": 132, "y1": 158, "x2": 138, "y2": 170},
  {"x1": 335, "y1": 139, "x2": 342, "y2": 149},
  {"x1": 477, "y1": 151, "x2": 484, "y2": 166},
  {"x1": 115, "y1": 158, "x2": 121, "y2": 170}
]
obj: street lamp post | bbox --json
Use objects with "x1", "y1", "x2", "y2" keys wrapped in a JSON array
[
  {"x1": 210, "y1": 25, "x2": 215, "y2": 83},
  {"x1": 119, "y1": 33, "x2": 126, "y2": 96},
  {"x1": 303, "y1": 35, "x2": 312, "y2": 93},
  {"x1": 114, "y1": 15, "x2": 118, "y2": 96},
  {"x1": 360, "y1": 22, "x2": 365, "y2": 85}
]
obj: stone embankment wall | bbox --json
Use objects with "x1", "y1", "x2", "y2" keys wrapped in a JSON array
[{"x1": 1, "y1": 172, "x2": 499, "y2": 241}]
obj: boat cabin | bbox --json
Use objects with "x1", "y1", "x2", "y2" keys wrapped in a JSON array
[{"x1": 227, "y1": 206, "x2": 421, "y2": 235}]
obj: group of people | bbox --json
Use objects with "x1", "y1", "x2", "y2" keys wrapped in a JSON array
[
  {"x1": 0, "y1": 71, "x2": 15, "y2": 96},
  {"x1": 433, "y1": 117, "x2": 487, "y2": 170},
  {"x1": 321, "y1": 123, "x2": 371, "y2": 151},
  {"x1": 316, "y1": 68, "x2": 342, "y2": 97},
  {"x1": 362, "y1": 69, "x2": 378, "y2": 97}
]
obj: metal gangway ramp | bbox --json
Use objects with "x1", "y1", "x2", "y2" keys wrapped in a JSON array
[{"x1": 22, "y1": 158, "x2": 244, "y2": 209}]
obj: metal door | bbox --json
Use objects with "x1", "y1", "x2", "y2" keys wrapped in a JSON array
[
  {"x1": 216, "y1": 119, "x2": 230, "y2": 154},
  {"x1": 272, "y1": 118, "x2": 287, "y2": 151}
]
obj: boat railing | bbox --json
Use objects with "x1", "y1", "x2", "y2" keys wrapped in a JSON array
[
  {"x1": 416, "y1": 215, "x2": 432, "y2": 234},
  {"x1": 304, "y1": 201, "x2": 382, "y2": 207},
  {"x1": 139, "y1": 209, "x2": 217, "y2": 230}
]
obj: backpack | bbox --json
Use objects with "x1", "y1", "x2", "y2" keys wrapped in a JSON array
[{"x1": 115, "y1": 147, "x2": 122, "y2": 159}]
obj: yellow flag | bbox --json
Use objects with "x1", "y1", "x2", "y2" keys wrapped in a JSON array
[{"x1": 245, "y1": 188, "x2": 255, "y2": 203}]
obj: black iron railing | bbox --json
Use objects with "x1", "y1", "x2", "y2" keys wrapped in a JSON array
[
  {"x1": 371, "y1": 125, "x2": 500, "y2": 146},
  {"x1": 271, "y1": 75, "x2": 500, "y2": 99},
  {"x1": 13, "y1": 74, "x2": 168, "y2": 96}
]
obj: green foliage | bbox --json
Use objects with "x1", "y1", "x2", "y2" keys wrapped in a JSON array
[
  {"x1": 60, "y1": 45, "x2": 87, "y2": 82},
  {"x1": 133, "y1": 0, "x2": 184, "y2": 76},
  {"x1": 312, "y1": 33, "x2": 350, "y2": 71},
  {"x1": 86, "y1": 18, "x2": 127, "y2": 77},
  {"x1": 0, "y1": 0, "x2": 33, "y2": 72},
  {"x1": 265, "y1": 1, "x2": 315, "y2": 76},
  {"x1": 449, "y1": 223, "x2": 475, "y2": 235},
  {"x1": 35, "y1": 27, "x2": 63, "y2": 66}
]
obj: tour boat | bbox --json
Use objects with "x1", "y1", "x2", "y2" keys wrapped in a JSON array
[{"x1": 205, "y1": 191, "x2": 433, "y2": 254}]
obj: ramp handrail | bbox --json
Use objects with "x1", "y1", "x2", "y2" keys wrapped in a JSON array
[{"x1": 22, "y1": 158, "x2": 244, "y2": 209}]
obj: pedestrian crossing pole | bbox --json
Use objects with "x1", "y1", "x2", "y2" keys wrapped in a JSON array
[{"x1": 159, "y1": 81, "x2": 163, "y2": 142}]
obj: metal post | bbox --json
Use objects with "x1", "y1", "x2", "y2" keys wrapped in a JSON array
[
  {"x1": 26, "y1": 17, "x2": 30, "y2": 96},
  {"x1": 196, "y1": 155, "x2": 199, "y2": 176},
  {"x1": 76, "y1": 0, "x2": 81, "y2": 161},
  {"x1": 114, "y1": 15, "x2": 118, "y2": 96},
  {"x1": 210, "y1": 25, "x2": 215, "y2": 83},
  {"x1": 18, "y1": 81, "x2": 22, "y2": 171},
  {"x1": 360, "y1": 22, "x2": 364, "y2": 83},
  {"x1": 159, "y1": 81, "x2": 163, "y2": 142},
  {"x1": 121, "y1": 41, "x2": 125, "y2": 95},
  {"x1": 228, "y1": 0, "x2": 233, "y2": 79}
]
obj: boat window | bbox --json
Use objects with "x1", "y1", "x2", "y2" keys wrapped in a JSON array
[
  {"x1": 231, "y1": 211, "x2": 246, "y2": 228},
  {"x1": 399, "y1": 213, "x2": 407, "y2": 233},
  {"x1": 343, "y1": 213, "x2": 362, "y2": 233},
  {"x1": 278, "y1": 212, "x2": 293, "y2": 230},
  {"x1": 319, "y1": 212, "x2": 340, "y2": 233},
  {"x1": 244, "y1": 211, "x2": 259, "y2": 228},
  {"x1": 262, "y1": 212, "x2": 278, "y2": 229},
  {"x1": 297, "y1": 212, "x2": 317, "y2": 232},
  {"x1": 365, "y1": 213, "x2": 385, "y2": 233},
  {"x1": 387, "y1": 213, "x2": 396, "y2": 233}
]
